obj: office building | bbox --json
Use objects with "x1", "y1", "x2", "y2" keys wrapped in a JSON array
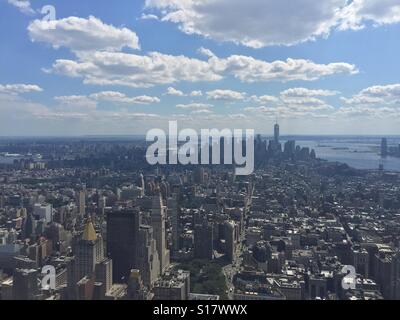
[
  {"x1": 106, "y1": 209, "x2": 140, "y2": 283},
  {"x1": 151, "y1": 194, "x2": 170, "y2": 274},
  {"x1": 73, "y1": 218, "x2": 104, "y2": 281}
]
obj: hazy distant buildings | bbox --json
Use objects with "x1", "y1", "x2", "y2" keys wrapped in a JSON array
[
  {"x1": 381, "y1": 138, "x2": 388, "y2": 157},
  {"x1": 284, "y1": 140, "x2": 296, "y2": 158}
]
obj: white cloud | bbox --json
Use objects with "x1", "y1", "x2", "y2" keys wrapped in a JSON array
[
  {"x1": 164, "y1": 87, "x2": 203, "y2": 97},
  {"x1": 206, "y1": 52, "x2": 358, "y2": 82},
  {"x1": 280, "y1": 88, "x2": 340, "y2": 98},
  {"x1": 251, "y1": 95, "x2": 279, "y2": 103},
  {"x1": 206, "y1": 89, "x2": 246, "y2": 101},
  {"x1": 7, "y1": 0, "x2": 35, "y2": 15},
  {"x1": 190, "y1": 90, "x2": 203, "y2": 97},
  {"x1": 28, "y1": 16, "x2": 140, "y2": 52},
  {"x1": 338, "y1": 0, "x2": 400, "y2": 31},
  {"x1": 55, "y1": 95, "x2": 98, "y2": 110},
  {"x1": 145, "y1": 0, "x2": 400, "y2": 48},
  {"x1": 191, "y1": 109, "x2": 213, "y2": 114},
  {"x1": 50, "y1": 51, "x2": 222, "y2": 88},
  {"x1": 90, "y1": 91, "x2": 160, "y2": 104},
  {"x1": 341, "y1": 84, "x2": 400, "y2": 107},
  {"x1": 336, "y1": 106, "x2": 399, "y2": 118},
  {"x1": 54, "y1": 91, "x2": 160, "y2": 114},
  {"x1": 165, "y1": 87, "x2": 185, "y2": 96},
  {"x1": 176, "y1": 102, "x2": 213, "y2": 109},
  {"x1": 0, "y1": 93, "x2": 48, "y2": 116},
  {"x1": 41, "y1": 27, "x2": 356, "y2": 88},
  {"x1": 280, "y1": 96, "x2": 334, "y2": 112},
  {"x1": 145, "y1": 0, "x2": 346, "y2": 47},
  {"x1": 229, "y1": 113, "x2": 248, "y2": 119},
  {"x1": 140, "y1": 13, "x2": 160, "y2": 20},
  {"x1": 244, "y1": 106, "x2": 271, "y2": 113},
  {"x1": 243, "y1": 86, "x2": 337, "y2": 118},
  {"x1": 0, "y1": 84, "x2": 43, "y2": 95}
]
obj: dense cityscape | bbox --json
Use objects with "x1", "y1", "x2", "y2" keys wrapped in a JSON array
[
  {"x1": 1, "y1": 124, "x2": 400, "y2": 301},
  {"x1": 2, "y1": 0, "x2": 400, "y2": 309}
]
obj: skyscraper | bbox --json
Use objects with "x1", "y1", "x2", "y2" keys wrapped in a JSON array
[
  {"x1": 194, "y1": 220, "x2": 214, "y2": 260},
  {"x1": 224, "y1": 221, "x2": 236, "y2": 263},
  {"x1": 274, "y1": 122, "x2": 280, "y2": 144},
  {"x1": 73, "y1": 218, "x2": 104, "y2": 281},
  {"x1": 137, "y1": 225, "x2": 161, "y2": 287},
  {"x1": 12, "y1": 269, "x2": 39, "y2": 300},
  {"x1": 106, "y1": 209, "x2": 140, "y2": 283},
  {"x1": 95, "y1": 258, "x2": 113, "y2": 296},
  {"x1": 138, "y1": 173, "x2": 145, "y2": 197},
  {"x1": 168, "y1": 194, "x2": 180, "y2": 253},
  {"x1": 22, "y1": 212, "x2": 36, "y2": 240},
  {"x1": 151, "y1": 193, "x2": 170, "y2": 274}
]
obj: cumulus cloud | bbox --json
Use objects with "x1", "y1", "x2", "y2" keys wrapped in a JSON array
[
  {"x1": 280, "y1": 88, "x2": 340, "y2": 97},
  {"x1": 0, "y1": 84, "x2": 43, "y2": 95},
  {"x1": 49, "y1": 49, "x2": 356, "y2": 88},
  {"x1": 336, "y1": 106, "x2": 399, "y2": 118},
  {"x1": 341, "y1": 84, "x2": 400, "y2": 107},
  {"x1": 176, "y1": 102, "x2": 213, "y2": 109},
  {"x1": 190, "y1": 90, "x2": 203, "y2": 97},
  {"x1": 280, "y1": 96, "x2": 334, "y2": 112},
  {"x1": 7, "y1": 0, "x2": 35, "y2": 15},
  {"x1": 139, "y1": 13, "x2": 160, "y2": 21},
  {"x1": 145, "y1": 0, "x2": 346, "y2": 47},
  {"x1": 89, "y1": 91, "x2": 160, "y2": 104},
  {"x1": 242, "y1": 84, "x2": 400, "y2": 119},
  {"x1": 54, "y1": 91, "x2": 160, "y2": 111},
  {"x1": 243, "y1": 86, "x2": 338, "y2": 119},
  {"x1": 244, "y1": 106, "x2": 271, "y2": 113},
  {"x1": 165, "y1": 87, "x2": 185, "y2": 96},
  {"x1": 338, "y1": 0, "x2": 400, "y2": 31},
  {"x1": 49, "y1": 51, "x2": 222, "y2": 88},
  {"x1": 206, "y1": 89, "x2": 246, "y2": 101},
  {"x1": 251, "y1": 95, "x2": 279, "y2": 103},
  {"x1": 206, "y1": 53, "x2": 358, "y2": 82},
  {"x1": 28, "y1": 16, "x2": 140, "y2": 52},
  {"x1": 145, "y1": 0, "x2": 400, "y2": 48},
  {"x1": 54, "y1": 95, "x2": 98, "y2": 110},
  {"x1": 191, "y1": 109, "x2": 213, "y2": 114},
  {"x1": 0, "y1": 93, "x2": 164, "y2": 135}
]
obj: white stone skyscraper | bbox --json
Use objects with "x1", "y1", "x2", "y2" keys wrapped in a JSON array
[{"x1": 151, "y1": 193, "x2": 170, "y2": 274}]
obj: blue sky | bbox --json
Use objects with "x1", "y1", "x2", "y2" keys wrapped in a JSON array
[{"x1": 1, "y1": 0, "x2": 400, "y2": 136}]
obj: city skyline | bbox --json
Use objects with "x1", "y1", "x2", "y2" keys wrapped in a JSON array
[{"x1": 1, "y1": 0, "x2": 400, "y2": 136}]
